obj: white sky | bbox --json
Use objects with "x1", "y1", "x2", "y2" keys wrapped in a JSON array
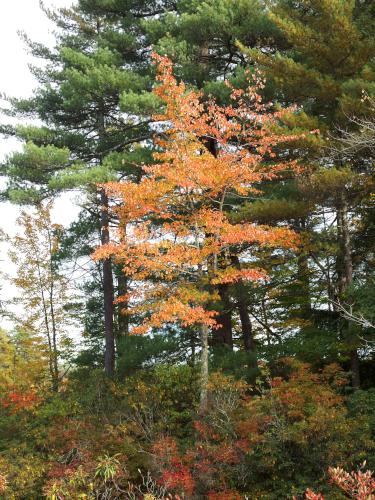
[
  {"x1": 0, "y1": 0, "x2": 79, "y2": 227},
  {"x1": 0, "y1": 0, "x2": 79, "y2": 330}
]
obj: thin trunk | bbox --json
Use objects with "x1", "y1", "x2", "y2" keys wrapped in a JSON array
[
  {"x1": 336, "y1": 207, "x2": 344, "y2": 295},
  {"x1": 342, "y1": 197, "x2": 353, "y2": 286},
  {"x1": 205, "y1": 137, "x2": 233, "y2": 347},
  {"x1": 238, "y1": 300, "x2": 255, "y2": 352},
  {"x1": 322, "y1": 209, "x2": 335, "y2": 307},
  {"x1": 48, "y1": 230, "x2": 59, "y2": 392},
  {"x1": 117, "y1": 273, "x2": 129, "y2": 336},
  {"x1": 97, "y1": 102, "x2": 116, "y2": 378},
  {"x1": 197, "y1": 247, "x2": 209, "y2": 414},
  {"x1": 297, "y1": 252, "x2": 312, "y2": 317},
  {"x1": 100, "y1": 189, "x2": 115, "y2": 378},
  {"x1": 198, "y1": 40, "x2": 210, "y2": 89},
  {"x1": 190, "y1": 330, "x2": 196, "y2": 367},
  {"x1": 350, "y1": 349, "x2": 361, "y2": 389},
  {"x1": 199, "y1": 323, "x2": 209, "y2": 414},
  {"x1": 342, "y1": 197, "x2": 360, "y2": 389},
  {"x1": 35, "y1": 257, "x2": 56, "y2": 391},
  {"x1": 49, "y1": 283, "x2": 59, "y2": 392}
]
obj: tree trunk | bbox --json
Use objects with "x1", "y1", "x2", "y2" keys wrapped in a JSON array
[
  {"x1": 97, "y1": 100, "x2": 116, "y2": 378},
  {"x1": 238, "y1": 299, "x2": 255, "y2": 352},
  {"x1": 205, "y1": 135, "x2": 233, "y2": 348},
  {"x1": 117, "y1": 273, "x2": 129, "y2": 336},
  {"x1": 230, "y1": 255, "x2": 258, "y2": 363},
  {"x1": 199, "y1": 323, "x2": 209, "y2": 414},
  {"x1": 189, "y1": 329, "x2": 196, "y2": 367},
  {"x1": 37, "y1": 256, "x2": 59, "y2": 392},
  {"x1": 350, "y1": 349, "x2": 361, "y2": 389},
  {"x1": 342, "y1": 197, "x2": 360, "y2": 389},
  {"x1": 213, "y1": 284, "x2": 233, "y2": 348},
  {"x1": 100, "y1": 189, "x2": 115, "y2": 378},
  {"x1": 341, "y1": 197, "x2": 353, "y2": 287},
  {"x1": 48, "y1": 256, "x2": 59, "y2": 392}
]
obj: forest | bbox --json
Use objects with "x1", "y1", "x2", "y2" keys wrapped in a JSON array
[{"x1": 0, "y1": 0, "x2": 375, "y2": 498}]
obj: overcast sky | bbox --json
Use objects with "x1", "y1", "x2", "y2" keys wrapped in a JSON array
[
  {"x1": 0, "y1": 0, "x2": 78, "y2": 227},
  {"x1": 1, "y1": 0, "x2": 79, "y2": 328},
  {"x1": 1, "y1": 1, "x2": 71, "y2": 98}
]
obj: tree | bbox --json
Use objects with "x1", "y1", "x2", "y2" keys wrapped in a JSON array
[
  {"x1": 142, "y1": 0, "x2": 286, "y2": 352},
  {"x1": 0, "y1": 0, "x2": 289, "y2": 373},
  {"x1": 95, "y1": 54, "x2": 301, "y2": 412},
  {"x1": 7, "y1": 202, "x2": 74, "y2": 391},
  {"x1": 305, "y1": 465, "x2": 375, "y2": 500},
  {"x1": 0, "y1": 327, "x2": 48, "y2": 390},
  {"x1": 143, "y1": 0, "x2": 280, "y2": 88},
  {"x1": 0, "y1": 2, "x2": 157, "y2": 377},
  {"x1": 240, "y1": 0, "x2": 375, "y2": 387}
]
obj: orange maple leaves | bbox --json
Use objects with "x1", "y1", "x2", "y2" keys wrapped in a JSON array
[
  {"x1": 94, "y1": 53, "x2": 302, "y2": 334},
  {"x1": 0, "y1": 385, "x2": 39, "y2": 414}
]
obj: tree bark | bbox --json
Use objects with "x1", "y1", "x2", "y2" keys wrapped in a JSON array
[
  {"x1": 199, "y1": 323, "x2": 209, "y2": 414},
  {"x1": 204, "y1": 136, "x2": 234, "y2": 348},
  {"x1": 47, "y1": 231, "x2": 59, "y2": 392},
  {"x1": 100, "y1": 189, "x2": 115, "y2": 378},
  {"x1": 96, "y1": 99, "x2": 116, "y2": 378},
  {"x1": 231, "y1": 255, "x2": 258, "y2": 364},
  {"x1": 342, "y1": 197, "x2": 360, "y2": 389},
  {"x1": 213, "y1": 284, "x2": 233, "y2": 348},
  {"x1": 189, "y1": 329, "x2": 196, "y2": 367},
  {"x1": 341, "y1": 197, "x2": 353, "y2": 287},
  {"x1": 117, "y1": 273, "x2": 129, "y2": 336},
  {"x1": 238, "y1": 299, "x2": 255, "y2": 352},
  {"x1": 36, "y1": 252, "x2": 59, "y2": 392}
]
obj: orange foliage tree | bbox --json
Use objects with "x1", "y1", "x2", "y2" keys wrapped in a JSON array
[{"x1": 94, "y1": 54, "x2": 302, "y2": 412}]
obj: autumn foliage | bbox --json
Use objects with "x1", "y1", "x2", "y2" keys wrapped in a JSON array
[
  {"x1": 2, "y1": 0, "x2": 375, "y2": 497},
  {"x1": 151, "y1": 436, "x2": 195, "y2": 496},
  {"x1": 1, "y1": 358, "x2": 375, "y2": 498},
  {"x1": 94, "y1": 53, "x2": 301, "y2": 336},
  {"x1": 0, "y1": 386, "x2": 39, "y2": 414},
  {"x1": 124, "y1": 361, "x2": 373, "y2": 498}
]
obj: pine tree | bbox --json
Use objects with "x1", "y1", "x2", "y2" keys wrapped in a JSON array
[
  {"x1": 0, "y1": 2, "x2": 156, "y2": 376},
  {"x1": 1, "y1": 0, "x2": 281, "y2": 371},
  {"x1": 241, "y1": 0, "x2": 375, "y2": 386}
]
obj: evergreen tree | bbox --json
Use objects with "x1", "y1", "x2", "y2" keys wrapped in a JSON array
[
  {"x1": 0, "y1": 2, "x2": 155, "y2": 376},
  {"x1": 241, "y1": 0, "x2": 375, "y2": 386},
  {"x1": 1, "y1": 0, "x2": 278, "y2": 372}
]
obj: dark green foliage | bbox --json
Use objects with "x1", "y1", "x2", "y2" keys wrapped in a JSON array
[
  {"x1": 211, "y1": 347, "x2": 259, "y2": 382},
  {"x1": 116, "y1": 331, "x2": 184, "y2": 378}
]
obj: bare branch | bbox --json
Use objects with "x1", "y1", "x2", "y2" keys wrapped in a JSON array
[{"x1": 331, "y1": 299, "x2": 375, "y2": 330}]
